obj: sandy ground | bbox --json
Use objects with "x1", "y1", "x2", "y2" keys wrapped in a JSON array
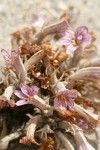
[{"x1": 0, "y1": 0, "x2": 100, "y2": 149}]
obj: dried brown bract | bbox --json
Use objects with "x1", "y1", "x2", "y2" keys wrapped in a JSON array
[
  {"x1": 40, "y1": 136, "x2": 56, "y2": 150},
  {"x1": 11, "y1": 27, "x2": 36, "y2": 48}
]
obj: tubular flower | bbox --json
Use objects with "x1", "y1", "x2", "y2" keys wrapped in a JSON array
[
  {"x1": 59, "y1": 26, "x2": 91, "y2": 54},
  {"x1": 1, "y1": 48, "x2": 27, "y2": 83},
  {"x1": 54, "y1": 82, "x2": 77, "y2": 111},
  {"x1": 75, "y1": 26, "x2": 92, "y2": 45},
  {"x1": 73, "y1": 125, "x2": 95, "y2": 150},
  {"x1": 14, "y1": 83, "x2": 50, "y2": 110},
  {"x1": 14, "y1": 83, "x2": 39, "y2": 106}
]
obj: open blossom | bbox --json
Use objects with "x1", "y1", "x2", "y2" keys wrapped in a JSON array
[
  {"x1": 14, "y1": 83, "x2": 50, "y2": 110},
  {"x1": 54, "y1": 89, "x2": 77, "y2": 111},
  {"x1": 59, "y1": 26, "x2": 91, "y2": 54},
  {"x1": 14, "y1": 83, "x2": 39, "y2": 106},
  {"x1": 54, "y1": 82, "x2": 77, "y2": 111}
]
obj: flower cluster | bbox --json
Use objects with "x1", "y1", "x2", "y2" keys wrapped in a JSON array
[{"x1": 0, "y1": 12, "x2": 99, "y2": 150}]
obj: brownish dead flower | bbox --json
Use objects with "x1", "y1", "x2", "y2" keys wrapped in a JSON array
[
  {"x1": 11, "y1": 27, "x2": 36, "y2": 48},
  {"x1": 20, "y1": 135, "x2": 40, "y2": 145},
  {"x1": 40, "y1": 136, "x2": 56, "y2": 150}
]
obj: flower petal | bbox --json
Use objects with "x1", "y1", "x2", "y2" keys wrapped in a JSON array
[
  {"x1": 20, "y1": 83, "x2": 31, "y2": 96},
  {"x1": 75, "y1": 26, "x2": 92, "y2": 45},
  {"x1": 1, "y1": 49, "x2": 11, "y2": 63},
  {"x1": 14, "y1": 90, "x2": 26, "y2": 99},
  {"x1": 67, "y1": 98, "x2": 75, "y2": 110},
  {"x1": 15, "y1": 99, "x2": 27, "y2": 106},
  {"x1": 75, "y1": 26, "x2": 88, "y2": 36},
  {"x1": 67, "y1": 44, "x2": 78, "y2": 54},
  {"x1": 30, "y1": 86, "x2": 39, "y2": 95},
  {"x1": 67, "y1": 89, "x2": 78, "y2": 98},
  {"x1": 54, "y1": 97, "x2": 66, "y2": 111}
]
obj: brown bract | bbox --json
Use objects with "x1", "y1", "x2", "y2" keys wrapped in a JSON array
[
  {"x1": 40, "y1": 136, "x2": 56, "y2": 150},
  {"x1": 20, "y1": 136, "x2": 40, "y2": 145},
  {"x1": 11, "y1": 27, "x2": 36, "y2": 49}
]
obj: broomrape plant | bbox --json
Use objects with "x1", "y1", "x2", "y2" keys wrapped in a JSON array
[{"x1": 0, "y1": 11, "x2": 100, "y2": 150}]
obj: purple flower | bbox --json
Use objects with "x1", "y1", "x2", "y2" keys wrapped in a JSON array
[
  {"x1": 14, "y1": 83, "x2": 50, "y2": 110},
  {"x1": 59, "y1": 26, "x2": 91, "y2": 54},
  {"x1": 14, "y1": 83, "x2": 39, "y2": 106},
  {"x1": 54, "y1": 89, "x2": 77, "y2": 111},
  {"x1": 59, "y1": 30, "x2": 78, "y2": 54},
  {"x1": 1, "y1": 48, "x2": 21, "y2": 68},
  {"x1": 1, "y1": 48, "x2": 27, "y2": 83},
  {"x1": 75, "y1": 26, "x2": 92, "y2": 45}
]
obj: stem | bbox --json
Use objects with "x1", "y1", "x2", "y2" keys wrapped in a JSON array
[
  {"x1": 74, "y1": 104, "x2": 99, "y2": 126},
  {"x1": 24, "y1": 50, "x2": 44, "y2": 71},
  {"x1": 3, "y1": 86, "x2": 14, "y2": 99},
  {"x1": 55, "y1": 131, "x2": 75, "y2": 150},
  {"x1": 0, "y1": 131, "x2": 22, "y2": 150},
  {"x1": 33, "y1": 95, "x2": 50, "y2": 110}
]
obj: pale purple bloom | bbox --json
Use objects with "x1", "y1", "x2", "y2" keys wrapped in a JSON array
[
  {"x1": 59, "y1": 26, "x2": 91, "y2": 54},
  {"x1": 14, "y1": 83, "x2": 39, "y2": 106},
  {"x1": 1, "y1": 48, "x2": 21, "y2": 67},
  {"x1": 75, "y1": 26, "x2": 92, "y2": 45},
  {"x1": 59, "y1": 30, "x2": 78, "y2": 54},
  {"x1": 1, "y1": 48, "x2": 27, "y2": 83},
  {"x1": 54, "y1": 89, "x2": 77, "y2": 111}
]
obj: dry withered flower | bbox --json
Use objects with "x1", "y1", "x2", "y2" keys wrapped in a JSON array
[
  {"x1": 40, "y1": 136, "x2": 56, "y2": 150},
  {"x1": 11, "y1": 27, "x2": 36, "y2": 49}
]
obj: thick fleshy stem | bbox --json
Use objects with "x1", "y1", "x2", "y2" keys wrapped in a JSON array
[
  {"x1": 3, "y1": 86, "x2": 14, "y2": 99},
  {"x1": 32, "y1": 94, "x2": 50, "y2": 111},
  {"x1": 55, "y1": 131, "x2": 75, "y2": 150},
  {"x1": 20, "y1": 115, "x2": 42, "y2": 145},
  {"x1": 58, "y1": 121, "x2": 95, "y2": 150},
  {"x1": 73, "y1": 125, "x2": 95, "y2": 150},
  {"x1": 33, "y1": 17, "x2": 69, "y2": 44},
  {"x1": 69, "y1": 67, "x2": 100, "y2": 82},
  {"x1": 74, "y1": 104, "x2": 100, "y2": 127},
  {"x1": 0, "y1": 130, "x2": 22, "y2": 150},
  {"x1": 24, "y1": 50, "x2": 44, "y2": 71}
]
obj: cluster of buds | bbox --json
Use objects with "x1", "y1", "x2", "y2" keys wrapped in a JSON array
[{"x1": 0, "y1": 11, "x2": 100, "y2": 150}]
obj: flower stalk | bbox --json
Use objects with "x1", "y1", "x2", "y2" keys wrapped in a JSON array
[
  {"x1": 55, "y1": 131, "x2": 75, "y2": 150},
  {"x1": 20, "y1": 115, "x2": 42, "y2": 145}
]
